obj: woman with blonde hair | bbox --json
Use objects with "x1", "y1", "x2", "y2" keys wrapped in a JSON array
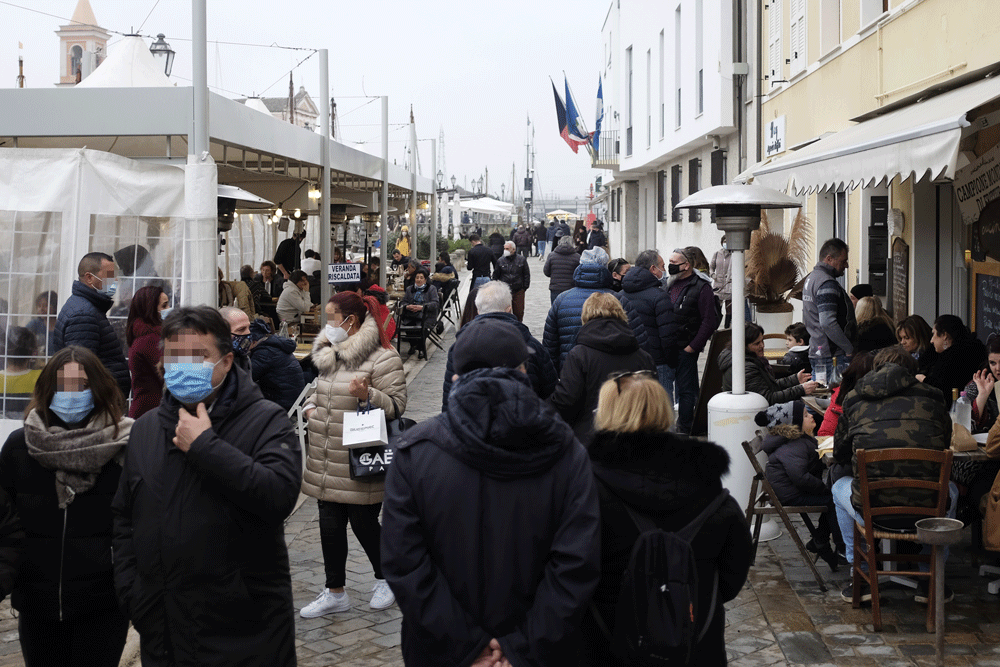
[
  {"x1": 854, "y1": 296, "x2": 897, "y2": 353},
  {"x1": 549, "y1": 292, "x2": 655, "y2": 446},
  {"x1": 582, "y1": 373, "x2": 752, "y2": 667}
]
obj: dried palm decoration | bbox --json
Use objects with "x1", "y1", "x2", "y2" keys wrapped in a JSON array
[{"x1": 745, "y1": 210, "x2": 813, "y2": 312}]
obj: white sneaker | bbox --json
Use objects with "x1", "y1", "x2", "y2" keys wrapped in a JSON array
[
  {"x1": 300, "y1": 589, "x2": 351, "y2": 618},
  {"x1": 370, "y1": 580, "x2": 395, "y2": 610}
]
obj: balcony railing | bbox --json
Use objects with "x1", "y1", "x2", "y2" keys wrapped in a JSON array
[{"x1": 592, "y1": 129, "x2": 620, "y2": 168}]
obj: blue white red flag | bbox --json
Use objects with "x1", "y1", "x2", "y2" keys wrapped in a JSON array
[
  {"x1": 593, "y1": 77, "x2": 604, "y2": 152},
  {"x1": 564, "y1": 76, "x2": 592, "y2": 153}
]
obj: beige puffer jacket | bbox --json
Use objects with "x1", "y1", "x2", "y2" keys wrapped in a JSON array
[{"x1": 303, "y1": 315, "x2": 407, "y2": 504}]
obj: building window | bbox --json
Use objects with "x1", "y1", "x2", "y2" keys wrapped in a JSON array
[
  {"x1": 70, "y1": 45, "x2": 83, "y2": 79},
  {"x1": 646, "y1": 50, "x2": 652, "y2": 148},
  {"x1": 674, "y1": 5, "x2": 682, "y2": 128},
  {"x1": 670, "y1": 165, "x2": 682, "y2": 222},
  {"x1": 688, "y1": 159, "x2": 702, "y2": 221},
  {"x1": 768, "y1": 0, "x2": 782, "y2": 87},
  {"x1": 820, "y1": 0, "x2": 841, "y2": 54},
  {"x1": 626, "y1": 47, "x2": 633, "y2": 156},
  {"x1": 659, "y1": 31, "x2": 665, "y2": 138},
  {"x1": 860, "y1": 0, "x2": 888, "y2": 27},
  {"x1": 695, "y1": 0, "x2": 704, "y2": 115},
  {"x1": 616, "y1": 187, "x2": 623, "y2": 222},
  {"x1": 657, "y1": 170, "x2": 667, "y2": 221},
  {"x1": 790, "y1": 0, "x2": 806, "y2": 75}
]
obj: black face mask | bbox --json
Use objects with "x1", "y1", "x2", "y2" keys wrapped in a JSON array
[
  {"x1": 232, "y1": 334, "x2": 252, "y2": 354},
  {"x1": 667, "y1": 263, "x2": 682, "y2": 276}
]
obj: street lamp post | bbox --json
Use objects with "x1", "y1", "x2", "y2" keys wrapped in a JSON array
[
  {"x1": 675, "y1": 183, "x2": 802, "y2": 540},
  {"x1": 149, "y1": 33, "x2": 175, "y2": 77}
]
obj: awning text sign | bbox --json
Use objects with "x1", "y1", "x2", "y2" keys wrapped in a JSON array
[
  {"x1": 328, "y1": 263, "x2": 361, "y2": 284},
  {"x1": 955, "y1": 142, "x2": 1000, "y2": 225}
]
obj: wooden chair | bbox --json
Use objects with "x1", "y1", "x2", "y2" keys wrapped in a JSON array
[
  {"x1": 852, "y1": 447, "x2": 953, "y2": 632},
  {"x1": 742, "y1": 438, "x2": 829, "y2": 592}
]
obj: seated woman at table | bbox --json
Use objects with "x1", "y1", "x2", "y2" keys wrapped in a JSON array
[
  {"x1": 817, "y1": 352, "x2": 875, "y2": 437},
  {"x1": 916, "y1": 314, "x2": 987, "y2": 410},
  {"x1": 896, "y1": 314, "x2": 937, "y2": 375},
  {"x1": 719, "y1": 322, "x2": 818, "y2": 405},
  {"x1": 276, "y1": 270, "x2": 317, "y2": 325},
  {"x1": 966, "y1": 335, "x2": 1000, "y2": 434},
  {"x1": 854, "y1": 296, "x2": 898, "y2": 354},
  {"x1": 757, "y1": 400, "x2": 843, "y2": 570},
  {"x1": 398, "y1": 269, "x2": 439, "y2": 359}
]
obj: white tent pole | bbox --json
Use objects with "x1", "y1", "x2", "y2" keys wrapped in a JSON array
[
  {"x1": 319, "y1": 49, "x2": 331, "y2": 322},
  {"x1": 380, "y1": 96, "x2": 388, "y2": 289},
  {"x1": 430, "y1": 139, "x2": 437, "y2": 263}
]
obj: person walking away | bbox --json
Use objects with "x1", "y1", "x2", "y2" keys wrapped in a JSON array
[
  {"x1": 581, "y1": 373, "x2": 750, "y2": 667},
  {"x1": 664, "y1": 248, "x2": 719, "y2": 434},
  {"x1": 493, "y1": 241, "x2": 531, "y2": 322},
  {"x1": 382, "y1": 319, "x2": 601, "y2": 667},
  {"x1": 543, "y1": 247, "x2": 613, "y2": 371},
  {"x1": 513, "y1": 224, "x2": 533, "y2": 258},
  {"x1": 54, "y1": 252, "x2": 131, "y2": 401},
  {"x1": 1, "y1": 347, "x2": 130, "y2": 666},
  {"x1": 802, "y1": 238, "x2": 855, "y2": 380},
  {"x1": 535, "y1": 219, "x2": 548, "y2": 258},
  {"x1": 299, "y1": 292, "x2": 407, "y2": 618},
  {"x1": 466, "y1": 233, "x2": 496, "y2": 289},
  {"x1": 112, "y1": 307, "x2": 301, "y2": 666},
  {"x1": 549, "y1": 293, "x2": 655, "y2": 447},
  {"x1": 543, "y1": 236, "x2": 581, "y2": 305},
  {"x1": 586, "y1": 220, "x2": 606, "y2": 250},
  {"x1": 618, "y1": 250, "x2": 677, "y2": 395},
  {"x1": 441, "y1": 281, "x2": 556, "y2": 411},
  {"x1": 710, "y1": 236, "x2": 733, "y2": 328},
  {"x1": 126, "y1": 286, "x2": 168, "y2": 419}
]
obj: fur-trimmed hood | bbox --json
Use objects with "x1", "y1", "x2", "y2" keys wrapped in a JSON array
[{"x1": 311, "y1": 315, "x2": 384, "y2": 374}]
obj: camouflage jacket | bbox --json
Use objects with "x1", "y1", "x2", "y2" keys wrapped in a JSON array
[{"x1": 832, "y1": 363, "x2": 951, "y2": 510}]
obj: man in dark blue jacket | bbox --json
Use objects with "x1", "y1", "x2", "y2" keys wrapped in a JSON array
[
  {"x1": 543, "y1": 247, "x2": 615, "y2": 372},
  {"x1": 441, "y1": 281, "x2": 556, "y2": 411},
  {"x1": 619, "y1": 249, "x2": 678, "y2": 394},
  {"x1": 383, "y1": 319, "x2": 600, "y2": 667},
  {"x1": 54, "y1": 252, "x2": 131, "y2": 400}
]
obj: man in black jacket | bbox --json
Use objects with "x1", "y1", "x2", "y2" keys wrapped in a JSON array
[
  {"x1": 222, "y1": 308, "x2": 305, "y2": 411},
  {"x1": 619, "y1": 250, "x2": 677, "y2": 394},
  {"x1": 383, "y1": 319, "x2": 601, "y2": 667},
  {"x1": 112, "y1": 307, "x2": 301, "y2": 667},
  {"x1": 441, "y1": 281, "x2": 556, "y2": 411},
  {"x1": 466, "y1": 233, "x2": 497, "y2": 289},
  {"x1": 54, "y1": 252, "x2": 131, "y2": 400},
  {"x1": 493, "y1": 241, "x2": 531, "y2": 322}
]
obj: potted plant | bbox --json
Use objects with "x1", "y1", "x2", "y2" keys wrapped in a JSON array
[{"x1": 745, "y1": 209, "x2": 812, "y2": 332}]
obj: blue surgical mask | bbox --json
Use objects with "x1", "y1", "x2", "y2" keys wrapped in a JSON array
[
  {"x1": 160, "y1": 307, "x2": 172, "y2": 322},
  {"x1": 164, "y1": 359, "x2": 223, "y2": 404},
  {"x1": 50, "y1": 389, "x2": 95, "y2": 424},
  {"x1": 90, "y1": 273, "x2": 117, "y2": 297}
]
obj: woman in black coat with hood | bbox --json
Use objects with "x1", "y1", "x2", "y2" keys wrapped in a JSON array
[
  {"x1": 581, "y1": 374, "x2": 752, "y2": 667},
  {"x1": 917, "y1": 314, "x2": 987, "y2": 410},
  {"x1": 549, "y1": 293, "x2": 655, "y2": 447}
]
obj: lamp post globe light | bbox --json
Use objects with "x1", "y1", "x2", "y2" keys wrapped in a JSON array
[
  {"x1": 149, "y1": 33, "x2": 175, "y2": 77},
  {"x1": 675, "y1": 183, "x2": 801, "y2": 540},
  {"x1": 436, "y1": 170, "x2": 443, "y2": 189},
  {"x1": 450, "y1": 174, "x2": 457, "y2": 190}
]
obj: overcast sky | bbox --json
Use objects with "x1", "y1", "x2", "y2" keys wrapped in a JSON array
[{"x1": 4, "y1": 0, "x2": 612, "y2": 203}]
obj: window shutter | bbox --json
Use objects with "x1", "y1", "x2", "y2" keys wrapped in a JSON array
[
  {"x1": 768, "y1": 0, "x2": 782, "y2": 86},
  {"x1": 671, "y1": 166, "x2": 682, "y2": 222},
  {"x1": 790, "y1": 0, "x2": 806, "y2": 75}
]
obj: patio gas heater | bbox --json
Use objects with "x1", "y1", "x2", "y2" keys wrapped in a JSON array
[{"x1": 675, "y1": 184, "x2": 801, "y2": 540}]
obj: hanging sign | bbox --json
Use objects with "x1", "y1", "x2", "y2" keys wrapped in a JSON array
[
  {"x1": 328, "y1": 263, "x2": 361, "y2": 284},
  {"x1": 955, "y1": 142, "x2": 1000, "y2": 225},
  {"x1": 765, "y1": 116, "x2": 786, "y2": 157}
]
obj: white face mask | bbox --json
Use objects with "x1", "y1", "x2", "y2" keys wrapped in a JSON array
[
  {"x1": 325, "y1": 319, "x2": 350, "y2": 344},
  {"x1": 503, "y1": 249, "x2": 513, "y2": 257}
]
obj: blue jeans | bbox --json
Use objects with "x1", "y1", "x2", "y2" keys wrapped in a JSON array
[
  {"x1": 656, "y1": 364, "x2": 674, "y2": 405},
  {"x1": 663, "y1": 351, "x2": 699, "y2": 434},
  {"x1": 550, "y1": 290, "x2": 560, "y2": 305},
  {"x1": 833, "y1": 476, "x2": 958, "y2": 569},
  {"x1": 809, "y1": 355, "x2": 848, "y2": 382},
  {"x1": 537, "y1": 240, "x2": 546, "y2": 256},
  {"x1": 473, "y1": 276, "x2": 491, "y2": 290}
]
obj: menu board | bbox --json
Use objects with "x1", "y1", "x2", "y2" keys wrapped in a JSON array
[
  {"x1": 972, "y1": 261, "x2": 1000, "y2": 343},
  {"x1": 889, "y1": 238, "x2": 908, "y2": 323}
]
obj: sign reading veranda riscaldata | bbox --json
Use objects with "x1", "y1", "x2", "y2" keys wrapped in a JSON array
[{"x1": 328, "y1": 263, "x2": 361, "y2": 284}]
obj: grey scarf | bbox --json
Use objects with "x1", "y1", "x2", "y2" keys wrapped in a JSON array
[{"x1": 23, "y1": 409, "x2": 133, "y2": 509}]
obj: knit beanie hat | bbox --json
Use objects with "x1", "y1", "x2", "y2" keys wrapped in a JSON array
[
  {"x1": 755, "y1": 400, "x2": 805, "y2": 429},
  {"x1": 580, "y1": 247, "x2": 609, "y2": 266}
]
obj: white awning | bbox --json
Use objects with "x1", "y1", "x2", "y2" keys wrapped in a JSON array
[{"x1": 752, "y1": 75, "x2": 1000, "y2": 194}]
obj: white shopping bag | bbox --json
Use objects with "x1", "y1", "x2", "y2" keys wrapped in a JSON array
[{"x1": 342, "y1": 407, "x2": 388, "y2": 449}]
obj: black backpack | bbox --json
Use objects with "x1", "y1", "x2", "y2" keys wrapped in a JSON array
[{"x1": 594, "y1": 489, "x2": 730, "y2": 666}]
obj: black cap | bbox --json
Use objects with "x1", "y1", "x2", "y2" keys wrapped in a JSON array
[
  {"x1": 850, "y1": 284, "x2": 873, "y2": 300},
  {"x1": 453, "y1": 320, "x2": 529, "y2": 375}
]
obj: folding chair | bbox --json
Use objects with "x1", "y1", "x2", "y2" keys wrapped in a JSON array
[
  {"x1": 852, "y1": 447, "x2": 953, "y2": 632},
  {"x1": 742, "y1": 438, "x2": 829, "y2": 592},
  {"x1": 438, "y1": 278, "x2": 463, "y2": 328},
  {"x1": 395, "y1": 299, "x2": 443, "y2": 357},
  {"x1": 287, "y1": 380, "x2": 317, "y2": 476}
]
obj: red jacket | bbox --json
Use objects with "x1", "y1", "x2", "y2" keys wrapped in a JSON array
[
  {"x1": 817, "y1": 386, "x2": 842, "y2": 437},
  {"x1": 127, "y1": 320, "x2": 162, "y2": 419}
]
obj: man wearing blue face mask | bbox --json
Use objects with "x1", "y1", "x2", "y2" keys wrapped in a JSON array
[
  {"x1": 54, "y1": 252, "x2": 131, "y2": 400},
  {"x1": 111, "y1": 306, "x2": 302, "y2": 666}
]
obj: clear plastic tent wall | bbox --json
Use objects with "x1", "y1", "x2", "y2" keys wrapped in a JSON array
[{"x1": 0, "y1": 148, "x2": 186, "y2": 440}]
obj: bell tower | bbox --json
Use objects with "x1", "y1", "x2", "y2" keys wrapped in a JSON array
[{"x1": 55, "y1": 0, "x2": 110, "y2": 86}]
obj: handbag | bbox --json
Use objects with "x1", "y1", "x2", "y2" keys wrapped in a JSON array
[{"x1": 349, "y1": 397, "x2": 417, "y2": 481}]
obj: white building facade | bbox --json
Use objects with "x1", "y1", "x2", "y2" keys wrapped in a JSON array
[{"x1": 596, "y1": 0, "x2": 755, "y2": 263}]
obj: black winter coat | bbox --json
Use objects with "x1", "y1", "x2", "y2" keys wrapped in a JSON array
[
  {"x1": 0, "y1": 428, "x2": 115, "y2": 619},
  {"x1": 112, "y1": 365, "x2": 302, "y2": 667},
  {"x1": 493, "y1": 252, "x2": 531, "y2": 293},
  {"x1": 582, "y1": 431, "x2": 752, "y2": 667},
  {"x1": 761, "y1": 425, "x2": 827, "y2": 503},
  {"x1": 719, "y1": 348, "x2": 806, "y2": 405},
  {"x1": 248, "y1": 319, "x2": 306, "y2": 411},
  {"x1": 855, "y1": 319, "x2": 898, "y2": 354},
  {"x1": 382, "y1": 368, "x2": 601, "y2": 667},
  {"x1": 924, "y1": 336, "x2": 987, "y2": 410},
  {"x1": 54, "y1": 281, "x2": 131, "y2": 400},
  {"x1": 441, "y1": 312, "x2": 557, "y2": 411},
  {"x1": 549, "y1": 318, "x2": 655, "y2": 446},
  {"x1": 586, "y1": 229, "x2": 606, "y2": 249},
  {"x1": 466, "y1": 244, "x2": 496, "y2": 279},
  {"x1": 618, "y1": 267, "x2": 678, "y2": 366},
  {"x1": 543, "y1": 244, "x2": 581, "y2": 294}
]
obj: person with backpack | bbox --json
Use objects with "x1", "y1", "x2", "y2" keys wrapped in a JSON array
[{"x1": 582, "y1": 371, "x2": 751, "y2": 667}]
